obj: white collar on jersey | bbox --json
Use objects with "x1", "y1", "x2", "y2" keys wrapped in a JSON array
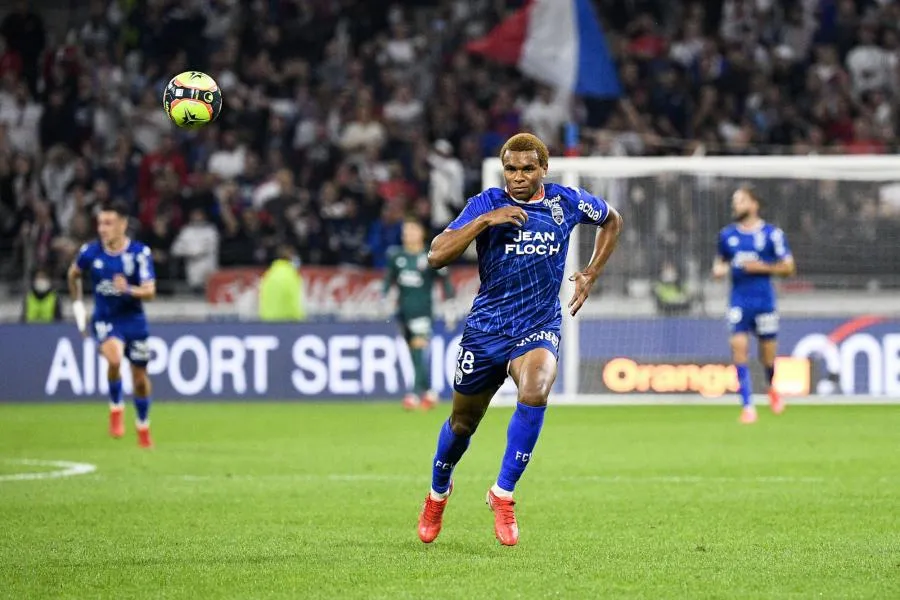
[
  {"x1": 102, "y1": 237, "x2": 130, "y2": 256},
  {"x1": 735, "y1": 220, "x2": 766, "y2": 233},
  {"x1": 506, "y1": 185, "x2": 546, "y2": 204}
]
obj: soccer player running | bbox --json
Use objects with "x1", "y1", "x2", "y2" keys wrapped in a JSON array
[
  {"x1": 418, "y1": 133, "x2": 623, "y2": 546},
  {"x1": 383, "y1": 218, "x2": 455, "y2": 411},
  {"x1": 68, "y1": 201, "x2": 157, "y2": 448},
  {"x1": 712, "y1": 186, "x2": 795, "y2": 424}
]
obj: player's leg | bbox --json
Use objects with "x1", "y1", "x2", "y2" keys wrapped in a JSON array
[
  {"x1": 487, "y1": 346, "x2": 557, "y2": 546},
  {"x1": 728, "y1": 306, "x2": 757, "y2": 423},
  {"x1": 98, "y1": 335, "x2": 126, "y2": 438},
  {"x1": 730, "y1": 332, "x2": 756, "y2": 424},
  {"x1": 126, "y1": 337, "x2": 154, "y2": 448},
  {"x1": 418, "y1": 329, "x2": 506, "y2": 543},
  {"x1": 408, "y1": 316, "x2": 437, "y2": 410},
  {"x1": 758, "y1": 336, "x2": 785, "y2": 414},
  {"x1": 398, "y1": 319, "x2": 420, "y2": 410},
  {"x1": 418, "y1": 387, "x2": 499, "y2": 543}
]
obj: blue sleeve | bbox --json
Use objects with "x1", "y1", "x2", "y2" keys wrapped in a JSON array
[
  {"x1": 574, "y1": 188, "x2": 610, "y2": 226},
  {"x1": 137, "y1": 245, "x2": 156, "y2": 283},
  {"x1": 75, "y1": 243, "x2": 93, "y2": 271},
  {"x1": 446, "y1": 193, "x2": 493, "y2": 230},
  {"x1": 770, "y1": 227, "x2": 792, "y2": 260}
]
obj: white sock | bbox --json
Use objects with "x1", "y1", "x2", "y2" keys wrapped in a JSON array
[
  {"x1": 491, "y1": 483, "x2": 513, "y2": 499},
  {"x1": 430, "y1": 488, "x2": 450, "y2": 501}
]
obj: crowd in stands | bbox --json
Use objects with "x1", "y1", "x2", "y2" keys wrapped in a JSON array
[{"x1": 1, "y1": 0, "x2": 899, "y2": 294}]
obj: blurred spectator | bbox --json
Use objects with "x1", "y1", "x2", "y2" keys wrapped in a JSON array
[
  {"x1": 427, "y1": 139, "x2": 464, "y2": 232},
  {"x1": 0, "y1": 81, "x2": 42, "y2": 155},
  {"x1": 1, "y1": 0, "x2": 46, "y2": 94},
  {"x1": 170, "y1": 208, "x2": 219, "y2": 293},
  {"x1": 258, "y1": 244, "x2": 305, "y2": 322},
  {"x1": 20, "y1": 268, "x2": 61, "y2": 323},
  {"x1": 208, "y1": 129, "x2": 246, "y2": 180}
]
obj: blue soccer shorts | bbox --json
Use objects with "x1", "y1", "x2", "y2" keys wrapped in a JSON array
[
  {"x1": 453, "y1": 324, "x2": 561, "y2": 395},
  {"x1": 92, "y1": 317, "x2": 151, "y2": 367},
  {"x1": 727, "y1": 305, "x2": 779, "y2": 340}
]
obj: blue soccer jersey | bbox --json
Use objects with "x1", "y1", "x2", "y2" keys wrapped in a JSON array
[
  {"x1": 447, "y1": 183, "x2": 610, "y2": 337},
  {"x1": 76, "y1": 239, "x2": 155, "y2": 363},
  {"x1": 717, "y1": 222, "x2": 791, "y2": 338}
]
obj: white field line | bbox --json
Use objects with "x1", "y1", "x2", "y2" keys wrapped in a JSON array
[{"x1": 0, "y1": 459, "x2": 97, "y2": 482}]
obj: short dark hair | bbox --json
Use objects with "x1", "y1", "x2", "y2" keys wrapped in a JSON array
[{"x1": 99, "y1": 200, "x2": 130, "y2": 218}]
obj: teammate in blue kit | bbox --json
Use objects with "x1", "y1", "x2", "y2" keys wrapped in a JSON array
[
  {"x1": 68, "y1": 201, "x2": 157, "y2": 448},
  {"x1": 713, "y1": 186, "x2": 795, "y2": 424},
  {"x1": 417, "y1": 133, "x2": 623, "y2": 546}
]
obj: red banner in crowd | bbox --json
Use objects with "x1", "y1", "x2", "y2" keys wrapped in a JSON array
[{"x1": 206, "y1": 266, "x2": 481, "y2": 319}]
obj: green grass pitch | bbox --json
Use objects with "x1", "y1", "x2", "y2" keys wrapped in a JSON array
[{"x1": 1, "y1": 403, "x2": 898, "y2": 599}]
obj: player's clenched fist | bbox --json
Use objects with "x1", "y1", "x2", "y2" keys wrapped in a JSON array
[{"x1": 481, "y1": 206, "x2": 528, "y2": 227}]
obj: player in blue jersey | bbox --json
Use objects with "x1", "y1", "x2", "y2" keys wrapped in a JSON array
[
  {"x1": 712, "y1": 186, "x2": 795, "y2": 424},
  {"x1": 416, "y1": 133, "x2": 623, "y2": 546},
  {"x1": 67, "y1": 201, "x2": 157, "y2": 448}
]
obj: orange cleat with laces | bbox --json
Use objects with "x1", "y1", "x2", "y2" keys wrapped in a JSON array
[
  {"x1": 486, "y1": 489, "x2": 519, "y2": 546},
  {"x1": 109, "y1": 406, "x2": 125, "y2": 438},
  {"x1": 417, "y1": 482, "x2": 452, "y2": 543}
]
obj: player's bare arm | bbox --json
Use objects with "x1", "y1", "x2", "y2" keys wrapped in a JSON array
[
  {"x1": 742, "y1": 257, "x2": 795, "y2": 277},
  {"x1": 711, "y1": 256, "x2": 730, "y2": 279},
  {"x1": 427, "y1": 206, "x2": 527, "y2": 269},
  {"x1": 113, "y1": 275, "x2": 157, "y2": 300},
  {"x1": 67, "y1": 262, "x2": 87, "y2": 336},
  {"x1": 568, "y1": 206, "x2": 623, "y2": 316}
]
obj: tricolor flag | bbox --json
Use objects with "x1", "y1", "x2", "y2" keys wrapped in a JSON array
[{"x1": 466, "y1": 0, "x2": 622, "y2": 99}]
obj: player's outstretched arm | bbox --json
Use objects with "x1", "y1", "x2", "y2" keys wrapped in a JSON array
[
  {"x1": 427, "y1": 206, "x2": 527, "y2": 269},
  {"x1": 67, "y1": 263, "x2": 87, "y2": 335},
  {"x1": 568, "y1": 206, "x2": 623, "y2": 316}
]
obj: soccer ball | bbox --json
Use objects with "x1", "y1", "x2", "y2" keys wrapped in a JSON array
[{"x1": 163, "y1": 71, "x2": 223, "y2": 129}]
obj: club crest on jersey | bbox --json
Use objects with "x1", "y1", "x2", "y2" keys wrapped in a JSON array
[
  {"x1": 122, "y1": 253, "x2": 134, "y2": 276},
  {"x1": 754, "y1": 232, "x2": 766, "y2": 251},
  {"x1": 544, "y1": 195, "x2": 564, "y2": 225}
]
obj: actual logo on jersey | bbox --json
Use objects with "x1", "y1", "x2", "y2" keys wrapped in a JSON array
[
  {"x1": 417, "y1": 255, "x2": 427, "y2": 271},
  {"x1": 577, "y1": 199, "x2": 602, "y2": 223},
  {"x1": 93, "y1": 259, "x2": 103, "y2": 270},
  {"x1": 728, "y1": 236, "x2": 739, "y2": 247},
  {"x1": 545, "y1": 195, "x2": 564, "y2": 225},
  {"x1": 397, "y1": 257, "x2": 407, "y2": 268},
  {"x1": 122, "y1": 253, "x2": 134, "y2": 276}
]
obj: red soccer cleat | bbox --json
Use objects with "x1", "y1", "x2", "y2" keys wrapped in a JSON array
[
  {"x1": 768, "y1": 388, "x2": 785, "y2": 415},
  {"x1": 486, "y1": 489, "x2": 519, "y2": 546},
  {"x1": 137, "y1": 425, "x2": 154, "y2": 449},
  {"x1": 420, "y1": 390, "x2": 438, "y2": 411},
  {"x1": 740, "y1": 406, "x2": 758, "y2": 424},
  {"x1": 417, "y1": 482, "x2": 452, "y2": 543},
  {"x1": 109, "y1": 406, "x2": 125, "y2": 439},
  {"x1": 402, "y1": 393, "x2": 420, "y2": 411}
]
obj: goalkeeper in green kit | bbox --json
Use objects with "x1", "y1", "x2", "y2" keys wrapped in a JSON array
[{"x1": 384, "y1": 218, "x2": 455, "y2": 410}]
